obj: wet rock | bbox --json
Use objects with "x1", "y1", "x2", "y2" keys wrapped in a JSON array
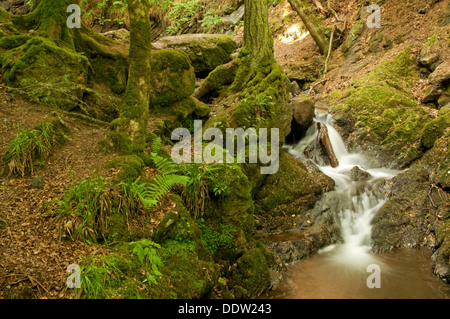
[
  {"x1": 28, "y1": 175, "x2": 44, "y2": 189},
  {"x1": 288, "y1": 95, "x2": 315, "y2": 140},
  {"x1": 285, "y1": 57, "x2": 324, "y2": 84},
  {"x1": 254, "y1": 151, "x2": 335, "y2": 223},
  {"x1": 263, "y1": 225, "x2": 337, "y2": 264},
  {"x1": 371, "y1": 165, "x2": 447, "y2": 253},
  {"x1": 152, "y1": 34, "x2": 237, "y2": 75},
  {"x1": 350, "y1": 166, "x2": 372, "y2": 182}
]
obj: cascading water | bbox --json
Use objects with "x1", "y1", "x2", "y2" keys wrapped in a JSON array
[
  {"x1": 285, "y1": 112, "x2": 399, "y2": 267},
  {"x1": 265, "y1": 112, "x2": 450, "y2": 299}
]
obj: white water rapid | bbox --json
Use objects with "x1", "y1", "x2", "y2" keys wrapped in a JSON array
[{"x1": 285, "y1": 112, "x2": 400, "y2": 268}]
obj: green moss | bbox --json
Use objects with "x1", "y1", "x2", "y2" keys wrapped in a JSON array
[
  {"x1": 421, "y1": 130, "x2": 450, "y2": 189},
  {"x1": 1, "y1": 36, "x2": 91, "y2": 110},
  {"x1": 197, "y1": 220, "x2": 237, "y2": 259},
  {"x1": 12, "y1": 0, "x2": 76, "y2": 49},
  {"x1": 254, "y1": 151, "x2": 334, "y2": 216},
  {"x1": 231, "y1": 248, "x2": 271, "y2": 298},
  {"x1": 328, "y1": 47, "x2": 432, "y2": 167},
  {"x1": 342, "y1": 19, "x2": 364, "y2": 53},
  {"x1": 0, "y1": 35, "x2": 31, "y2": 50},
  {"x1": 154, "y1": 34, "x2": 236, "y2": 74},
  {"x1": 419, "y1": 108, "x2": 450, "y2": 150},
  {"x1": 150, "y1": 49, "x2": 196, "y2": 108},
  {"x1": 107, "y1": 155, "x2": 145, "y2": 182}
]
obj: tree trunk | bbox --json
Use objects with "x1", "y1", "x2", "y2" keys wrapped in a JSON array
[
  {"x1": 12, "y1": 0, "x2": 77, "y2": 49},
  {"x1": 229, "y1": 0, "x2": 275, "y2": 93},
  {"x1": 317, "y1": 122, "x2": 339, "y2": 167},
  {"x1": 116, "y1": 0, "x2": 152, "y2": 150},
  {"x1": 288, "y1": 0, "x2": 329, "y2": 55}
]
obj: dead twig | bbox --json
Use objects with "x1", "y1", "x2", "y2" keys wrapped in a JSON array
[{"x1": 308, "y1": 79, "x2": 328, "y2": 95}]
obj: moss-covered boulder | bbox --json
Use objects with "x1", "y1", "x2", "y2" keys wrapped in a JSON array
[
  {"x1": 152, "y1": 34, "x2": 237, "y2": 75},
  {"x1": 230, "y1": 248, "x2": 271, "y2": 298},
  {"x1": 254, "y1": 151, "x2": 335, "y2": 221},
  {"x1": 328, "y1": 47, "x2": 433, "y2": 168},
  {"x1": 150, "y1": 49, "x2": 196, "y2": 108},
  {"x1": 106, "y1": 155, "x2": 144, "y2": 182},
  {"x1": 419, "y1": 107, "x2": 450, "y2": 151},
  {"x1": 153, "y1": 96, "x2": 210, "y2": 137},
  {"x1": 0, "y1": 36, "x2": 91, "y2": 110}
]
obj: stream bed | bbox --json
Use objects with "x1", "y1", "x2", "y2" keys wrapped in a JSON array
[{"x1": 262, "y1": 112, "x2": 450, "y2": 299}]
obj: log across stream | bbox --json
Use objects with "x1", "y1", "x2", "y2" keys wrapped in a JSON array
[{"x1": 263, "y1": 112, "x2": 450, "y2": 299}]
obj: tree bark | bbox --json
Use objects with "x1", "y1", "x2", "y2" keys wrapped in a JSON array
[
  {"x1": 12, "y1": 0, "x2": 77, "y2": 48},
  {"x1": 117, "y1": 0, "x2": 152, "y2": 150},
  {"x1": 317, "y1": 122, "x2": 339, "y2": 167},
  {"x1": 228, "y1": 0, "x2": 275, "y2": 93},
  {"x1": 288, "y1": 0, "x2": 329, "y2": 55}
]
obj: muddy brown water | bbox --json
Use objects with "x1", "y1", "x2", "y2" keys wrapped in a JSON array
[{"x1": 262, "y1": 247, "x2": 450, "y2": 299}]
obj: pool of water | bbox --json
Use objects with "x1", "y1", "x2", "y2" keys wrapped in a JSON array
[{"x1": 262, "y1": 248, "x2": 450, "y2": 299}]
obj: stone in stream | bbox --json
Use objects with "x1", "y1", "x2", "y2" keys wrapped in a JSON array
[
  {"x1": 287, "y1": 95, "x2": 315, "y2": 142},
  {"x1": 350, "y1": 166, "x2": 372, "y2": 182}
]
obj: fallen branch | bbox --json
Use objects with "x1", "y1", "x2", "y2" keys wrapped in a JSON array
[
  {"x1": 317, "y1": 122, "x2": 339, "y2": 167},
  {"x1": 307, "y1": 79, "x2": 327, "y2": 95}
]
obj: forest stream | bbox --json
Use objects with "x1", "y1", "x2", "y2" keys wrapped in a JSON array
[{"x1": 263, "y1": 113, "x2": 450, "y2": 299}]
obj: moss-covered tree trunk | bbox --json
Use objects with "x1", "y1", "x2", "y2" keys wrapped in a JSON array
[
  {"x1": 229, "y1": 0, "x2": 275, "y2": 93},
  {"x1": 12, "y1": 0, "x2": 77, "y2": 48},
  {"x1": 288, "y1": 0, "x2": 329, "y2": 55},
  {"x1": 111, "y1": 0, "x2": 152, "y2": 151}
]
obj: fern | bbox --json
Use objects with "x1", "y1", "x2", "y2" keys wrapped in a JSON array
[{"x1": 149, "y1": 136, "x2": 182, "y2": 175}]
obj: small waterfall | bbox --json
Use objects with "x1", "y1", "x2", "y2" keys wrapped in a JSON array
[{"x1": 285, "y1": 112, "x2": 400, "y2": 267}]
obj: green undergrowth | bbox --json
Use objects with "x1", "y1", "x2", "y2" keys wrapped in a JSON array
[{"x1": 1, "y1": 119, "x2": 66, "y2": 176}]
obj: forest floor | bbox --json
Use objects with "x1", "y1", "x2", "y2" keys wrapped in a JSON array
[{"x1": 0, "y1": 0, "x2": 449, "y2": 299}]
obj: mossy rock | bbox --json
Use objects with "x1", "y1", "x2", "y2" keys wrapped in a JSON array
[
  {"x1": 435, "y1": 219, "x2": 450, "y2": 280},
  {"x1": 153, "y1": 195, "x2": 211, "y2": 261},
  {"x1": 254, "y1": 151, "x2": 335, "y2": 216},
  {"x1": 152, "y1": 34, "x2": 237, "y2": 75},
  {"x1": 421, "y1": 129, "x2": 450, "y2": 190},
  {"x1": 1, "y1": 36, "x2": 91, "y2": 110},
  {"x1": 153, "y1": 239, "x2": 219, "y2": 299},
  {"x1": 230, "y1": 248, "x2": 271, "y2": 298},
  {"x1": 329, "y1": 47, "x2": 433, "y2": 168},
  {"x1": 106, "y1": 155, "x2": 144, "y2": 182},
  {"x1": 150, "y1": 49, "x2": 196, "y2": 108},
  {"x1": 154, "y1": 96, "x2": 210, "y2": 136},
  {"x1": 419, "y1": 108, "x2": 450, "y2": 151},
  {"x1": 206, "y1": 164, "x2": 255, "y2": 236},
  {"x1": 371, "y1": 165, "x2": 446, "y2": 252}
]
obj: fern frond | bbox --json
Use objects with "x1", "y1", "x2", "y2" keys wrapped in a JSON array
[{"x1": 146, "y1": 174, "x2": 189, "y2": 202}]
